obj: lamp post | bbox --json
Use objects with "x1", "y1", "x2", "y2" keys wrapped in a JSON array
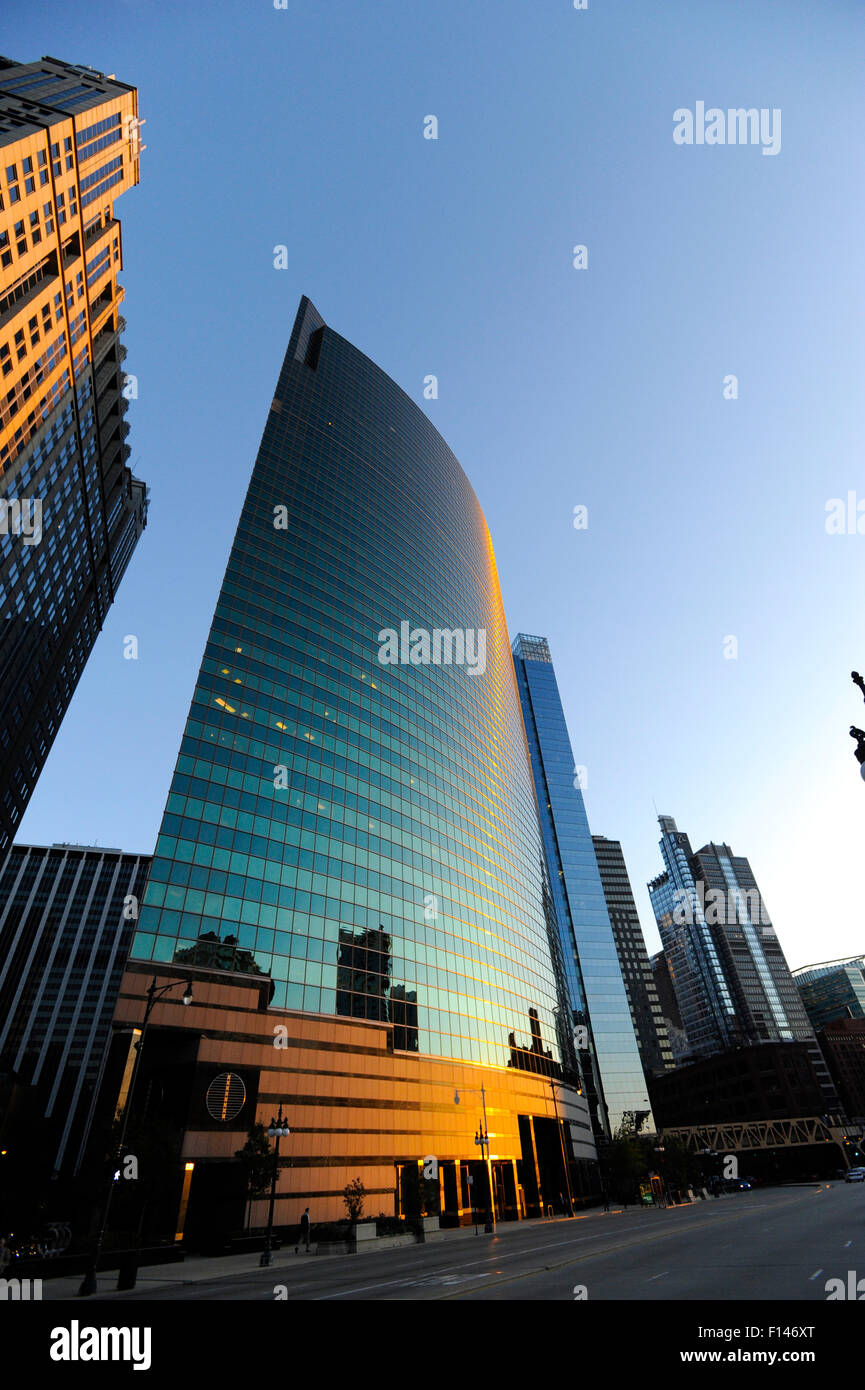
[
  {"x1": 259, "y1": 1107, "x2": 290, "y2": 1267},
  {"x1": 78, "y1": 976, "x2": 193, "y2": 1296},
  {"x1": 849, "y1": 673, "x2": 865, "y2": 779},
  {"x1": 455, "y1": 1087, "x2": 495, "y2": 1233},
  {"x1": 549, "y1": 1075, "x2": 575, "y2": 1216}
]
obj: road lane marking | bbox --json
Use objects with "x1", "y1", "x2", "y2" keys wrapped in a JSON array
[{"x1": 809, "y1": 1269, "x2": 823, "y2": 1280}]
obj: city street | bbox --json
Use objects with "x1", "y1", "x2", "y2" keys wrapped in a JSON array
[{"x1": 44, "y1": 1182, "x2": 865, "y2": 1302}]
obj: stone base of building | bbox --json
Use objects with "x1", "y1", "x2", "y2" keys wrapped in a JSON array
[{"x1": 108, "y1": 961, "x2": 599, "y2": 1244}]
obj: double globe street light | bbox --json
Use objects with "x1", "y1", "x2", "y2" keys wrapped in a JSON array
[
  {"x1": 455, "y1": 1087, "x2": 495, "y2": 1233},
  {"x1": 259, "y1": 1107, "x2": 291, "y2": 1267}
]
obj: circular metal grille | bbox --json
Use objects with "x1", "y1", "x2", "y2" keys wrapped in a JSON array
[{"x1": 205, "y1": 1071, "x2": 246, "y2": 1122}]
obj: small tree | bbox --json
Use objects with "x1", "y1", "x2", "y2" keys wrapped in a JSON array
[
  {"x1": 343, "y1": 1177, "x2": 366, "y2": 1223},
  {"x1": 235, "y1": 1124, "x2": 274, "y2": 1231}
]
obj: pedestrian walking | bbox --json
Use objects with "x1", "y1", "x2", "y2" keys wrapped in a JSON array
[{"x1": 295, "y1": 1206, "x2": 311, "y2": 1253}]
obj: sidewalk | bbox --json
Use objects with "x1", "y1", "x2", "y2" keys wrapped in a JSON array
[{"x1": 39, "y1": 1208, "x2": 613, "y2": 1301}]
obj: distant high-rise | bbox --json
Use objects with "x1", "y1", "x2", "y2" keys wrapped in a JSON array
[
  {"x1": 648, "y1": 816, "x2": 737, "y2": 1056},
  {"x1": 512, "y1": 633, "x2": 653, "y2": 1138},
  {"x1": 0, "y1": 56, "x2": 147, "y2": 851},
  {"x1": 592, "y1": 835, "x2": 674, "y2": 1078},
  {"x1": 648, "y1": 815, "x2": 838, "y2": 1107},
  {"x1": 793, "y1": 957, "x2": 865, "y2": 1032}
]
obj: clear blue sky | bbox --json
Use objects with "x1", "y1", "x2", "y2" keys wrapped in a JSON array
[{"x1": 9, "y1": 0, "x2": 865, "y2": 970}]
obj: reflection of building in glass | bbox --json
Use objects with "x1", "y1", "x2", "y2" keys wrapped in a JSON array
[
  {"x1": 118, "y1": 297, "x2": 596, "y2": 1228},
  {"x1": 0, "y1": 57, "x2": 147, "y2": 853},
  {"x1": 651, "y1": 950, "x2": 691, "y2": 1063},
  {"x1": 390, "y1": 984, "x2": 419, "y2": 1053},
  {"x1": 336, "y1": 926, "x2": 390, "y2": 1024},
  {"x1": 508, "y1": 1008, "x2": 556, "y2": 1078},
  {"x1": 174, "y1": 931, "x2": 265, "y2": 977},
  {"x1": 512, "y1": 633, "x2": 652, "y2": 1139}
]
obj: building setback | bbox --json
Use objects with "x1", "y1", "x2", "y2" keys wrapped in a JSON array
[
  {"x1": 0, "y1": 841, "x2": 149, "y2": 1181},
  {"x1": 511, "y1": 633, "x2": 653, "y2": 1139},
  {"x1": 113, "y1": 297, "x2": 596, "y2": 1238},
  {"x1": 0, "y1": 56, "x2": 147, "y2": 852},
  {"x1": 592, "y1": 835, "x2": 674, "y2": 1078}
]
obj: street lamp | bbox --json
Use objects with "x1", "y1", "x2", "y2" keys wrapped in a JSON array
[
  {"x1": 849, "y1": 673, "x2": 865, "y2": 779},
  {"x1": 78, "y1": 976, "x2": 193, "y2": 1296},
  {"x1": 259, "y1": 1106, "x2": 290, "y2": 1267},
  {"x1": 549, "y1": 1075, "x2": 576, "y2": 1217},
  {"x1": 455, "y1": 1087, "x2": 495, "y2": 1233}
]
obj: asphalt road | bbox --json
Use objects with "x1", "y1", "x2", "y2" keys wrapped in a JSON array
[{"x1": 70, "y1": 1182, "x2": 865, "y2": 1302}]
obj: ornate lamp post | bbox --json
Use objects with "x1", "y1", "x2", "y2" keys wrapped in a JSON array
[
  {"x1": 259, "y1": 1106, "x2": 290, "y2": 1267},
  {"x1": 455, "y1": 1087, "x2": 495, "y2": 1233},
  {"x1": 849, "y1": 673, "x2": 865, "y2": 778}
]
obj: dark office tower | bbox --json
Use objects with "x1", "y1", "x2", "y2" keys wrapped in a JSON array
[
  {"x1": 649, "y1": 817, "x2": 838, "y2": 1107},
  {"x1": 512, "y1": 634, "x2": 653, "y2": 1139},
  {"x1": 120, "y1": 298, "x2": 594, "y2": 1231},
  {"x1": 0, "y1": 842, "x2": 149, "y2": 1205},
  {"x1": 592, "y1": 836, "x2": 674, "y2": 1078},
  {"x1": 0, "y1": 57, "x2": 147, "y2": 852},
  {"x1": 689, "y1": 839, "x2": 820, "y2": 1050}
]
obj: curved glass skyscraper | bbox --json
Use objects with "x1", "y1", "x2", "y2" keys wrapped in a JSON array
[{"x1": 123, "y1": 298, "x2": 595, "y2": 1228}]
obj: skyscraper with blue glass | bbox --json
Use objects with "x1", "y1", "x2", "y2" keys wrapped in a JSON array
[
  {"x1": 648, "y1": 815, "x2": 737, "y2": 1057},
  {"x1": 648, "y1": 816, "x2": 839, "y2": 1108},
  {"x1": 119, "y1": 298, "x2": 596, "y2": 1229},
  {"x1": 511, "y1": 634, "x2": 653, "y2": 1139}
]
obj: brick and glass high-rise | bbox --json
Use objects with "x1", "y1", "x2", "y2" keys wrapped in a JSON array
[
  {"x1": 118, "y1": 297, "x2": 596, "y2": 1235},
  {"x1": 0, "y1": 57, "x2": 147, "y2": 851}
]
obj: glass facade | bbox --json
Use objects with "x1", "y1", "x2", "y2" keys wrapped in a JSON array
[
  {"x1": 511, "y1": 633, "x2": 653, "y2": 1137},
  {"x1": 132, "y1": 296, "x2": 572, "y2": 1074},
  {"x1": 794, "y1": 958, "x2": 865, "y2": 1032}
]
